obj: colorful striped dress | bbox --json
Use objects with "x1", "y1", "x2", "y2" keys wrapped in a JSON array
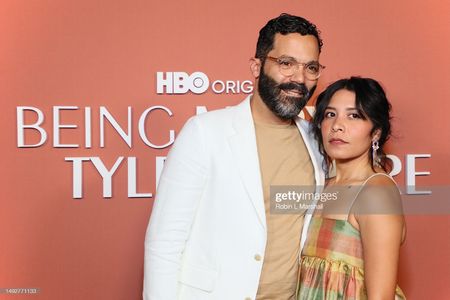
[{"x1": 298, "y1": 216, "x2": 406, "y2": 299}]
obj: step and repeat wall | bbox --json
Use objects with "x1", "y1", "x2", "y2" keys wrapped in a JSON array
[{"x1": 1, "y1": 0, "x2": 449, "y2": 299}]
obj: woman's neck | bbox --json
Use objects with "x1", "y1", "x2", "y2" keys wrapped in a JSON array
[{"x1": 333, "y1": 155, "x2": 376, "y2": 184}]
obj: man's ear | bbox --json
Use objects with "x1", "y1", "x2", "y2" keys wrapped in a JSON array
[{"x1": 249, "y1": 57, "x2": 262, "y2": 78}]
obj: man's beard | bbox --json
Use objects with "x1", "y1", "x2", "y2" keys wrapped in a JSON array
[{"x1": 257, "y1": 68, "x2": 316, "y2": 120}]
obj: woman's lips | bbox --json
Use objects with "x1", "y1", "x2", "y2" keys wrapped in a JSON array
[{"x1": 328, "y1": 138, "x2": 348, "y2": 145}]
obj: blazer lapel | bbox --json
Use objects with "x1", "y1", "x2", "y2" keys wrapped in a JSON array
[
  {"x1": 294, "y1": 117, "x2": 326, "y2": 250},
  {"x1": 228, "y1": 96, "x2": 266, "y2": 230},
  {"x1": 294, "y1": 118, "x2": 325, "y2": 187}
]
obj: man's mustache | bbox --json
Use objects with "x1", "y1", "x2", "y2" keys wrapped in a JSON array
[{"x1": 278, "y1": 82, "x2": 308, "y2": 95}]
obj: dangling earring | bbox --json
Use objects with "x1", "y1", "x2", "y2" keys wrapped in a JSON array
[{"x1": 372, "y1": 140, "x2": 381, "y2": 167}]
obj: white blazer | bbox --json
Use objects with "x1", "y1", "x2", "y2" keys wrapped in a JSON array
[{"x1": 143, "y1": 95, "x2": 325, "y2": 300}]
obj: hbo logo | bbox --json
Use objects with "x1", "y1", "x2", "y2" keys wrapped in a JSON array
[
  {"x1": 157, "y1": 72, "x2": 209, "y2": 94},
  {"x1": 156, "y1": 72, "x2": 253, "y2": 94}
]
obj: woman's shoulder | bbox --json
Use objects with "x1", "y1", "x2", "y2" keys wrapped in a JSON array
[
  {"x1": 355, "y1": 172, "x2": 402, "y2": 214},
  {"x1": 363, "y1": 172, "x2": 398, "y2": 188}
]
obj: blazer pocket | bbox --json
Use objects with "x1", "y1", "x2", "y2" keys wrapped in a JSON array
[{"x1": 179, "y1": 263, "x2": 218, "y2": 292}]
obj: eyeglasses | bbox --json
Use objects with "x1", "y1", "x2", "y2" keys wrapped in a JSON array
[{"x1": 266, "y1": 56, "x2": 325, "y2": 80}]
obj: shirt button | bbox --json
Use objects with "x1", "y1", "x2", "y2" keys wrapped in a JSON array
[{"x1": 254, "y1": 254, "x2": 262, "y2": 261}]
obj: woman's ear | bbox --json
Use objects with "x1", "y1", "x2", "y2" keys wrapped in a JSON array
[
  {"x1": 249, "y1": 57, "x2": 262, "y2": 78},
  {"x1": 372, "y1": 128, "x2": 382, "y2": 142}
]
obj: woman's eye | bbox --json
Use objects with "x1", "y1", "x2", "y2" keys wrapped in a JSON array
[
  {"x1": 349, "y1": 113, "x2": 361, "y2": 119},
  {"x1": 324, "y1": 111, "x2": 335, "y2": 118}
]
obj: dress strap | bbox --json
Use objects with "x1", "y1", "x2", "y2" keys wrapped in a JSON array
[{"x1": 345, "y1": 173, "x2": 394, "y2": 221}]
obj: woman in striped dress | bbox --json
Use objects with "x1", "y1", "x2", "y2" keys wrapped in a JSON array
[{"x1": 298, "y1": 77, "x2": 406, "y2": 299}]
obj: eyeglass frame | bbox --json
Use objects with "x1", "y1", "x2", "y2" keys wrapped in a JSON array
[{"x1": 265, "y1": 56, "x2": 325, "y2": 80}]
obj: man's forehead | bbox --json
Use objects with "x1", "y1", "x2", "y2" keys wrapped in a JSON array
[{"x1": 270, "y1": 33, "x2": 320, "y2": 59}]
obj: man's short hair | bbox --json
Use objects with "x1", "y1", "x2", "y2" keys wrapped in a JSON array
[{"x1": 255, "y1": 13, "x2": 323, "y2": 60}]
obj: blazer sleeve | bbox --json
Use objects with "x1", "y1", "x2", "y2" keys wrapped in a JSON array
[{"x1": 143, "y1": 116, "x2": 209, "y2": 300}]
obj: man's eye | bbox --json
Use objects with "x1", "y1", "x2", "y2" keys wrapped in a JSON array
[
  {"x1": 306, "y1": 63, "x2": 319, "y2": 73},
  {"x1": 279, "y1": 60, "x2": 294, "y2": 67}
]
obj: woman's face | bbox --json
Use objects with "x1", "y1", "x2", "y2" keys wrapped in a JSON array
[{"x1": 321, "y1": 89, "x2": 377, "y2": 163}]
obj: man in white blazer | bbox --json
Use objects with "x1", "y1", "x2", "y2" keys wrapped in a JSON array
[{"x1": 144, "y1": 14, "x2": 326, "y2": 300}]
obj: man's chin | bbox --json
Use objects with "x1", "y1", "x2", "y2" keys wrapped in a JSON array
[
  {"x1": 273, "y1": 105, "x2": 302, "y2": 120},
  {"x1": 280, "y1": 94, "x2": 308, "y2": 109}
]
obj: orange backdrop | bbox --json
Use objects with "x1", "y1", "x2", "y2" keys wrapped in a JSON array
[{"x1": 1, "y1": 0, "x2": 449, "y2": 299}]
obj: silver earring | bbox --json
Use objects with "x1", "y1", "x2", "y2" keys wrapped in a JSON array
[{"x1": 372, "y1": 140, "x2": 381, "y2": 167}]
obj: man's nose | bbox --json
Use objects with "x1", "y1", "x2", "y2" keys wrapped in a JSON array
[{"x1": 288, "y1": 65, "x2": 305, "y2": 83}]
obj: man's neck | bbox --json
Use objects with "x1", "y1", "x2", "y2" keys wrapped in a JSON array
[{"x1": 250, "y1": 93, "x2": 293, "y2": 125}]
